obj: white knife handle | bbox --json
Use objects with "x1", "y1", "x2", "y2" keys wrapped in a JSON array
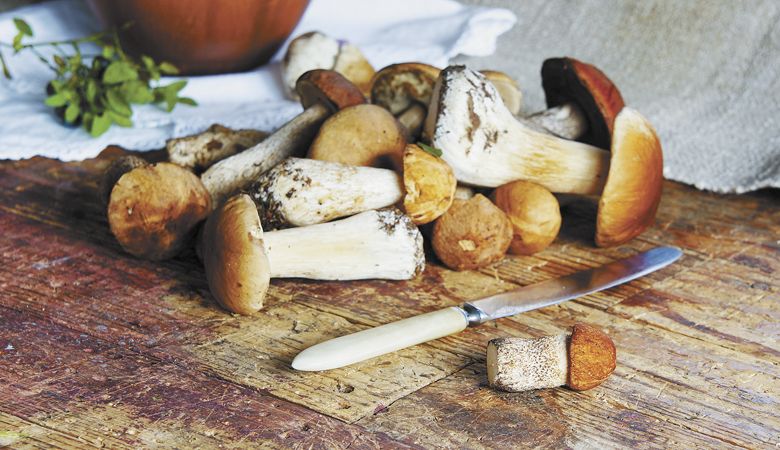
[{"x1": 292, "y1": 307, "x2": 469, "y2": 371}]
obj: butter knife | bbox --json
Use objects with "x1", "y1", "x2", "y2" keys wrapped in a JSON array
[{"x1": 292, "y1": 246, "x2": 682, "y2": 371}]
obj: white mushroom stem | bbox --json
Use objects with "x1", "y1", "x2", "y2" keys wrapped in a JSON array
[
  {"x1": 453, "y1": 185, "x2": 475, "y2": 201},
  {"x1": 262, "y1": 208, "x2": 425, "y2": 280},
  {"x1": 527, "y1": 102, "x2": 588, "y2": 141},
  {"x1": 166, "y1": 124, "x2": 266, "y2": 173},
  {"x1": 397, "y1": 103, "x2": 427, "y2": 139},
  {"x1": 201, "y1": 103, "x2": 329, "y2": 206},
  {"x1": 426, "y1": 66, "x2": 609, "y2": 194},
  {"x1": 487, "y1": 335, "x2": 568, "y2": 392},
  {"x1": 249, "y1": 158, "x2": 404, "y2": 228}
]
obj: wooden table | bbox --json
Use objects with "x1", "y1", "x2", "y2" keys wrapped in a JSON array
[{"x1": 1, "y1": 151, "x2": 778, "y2": 449}]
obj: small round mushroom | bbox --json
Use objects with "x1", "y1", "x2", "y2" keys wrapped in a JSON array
[
  {"x1": 307, "y1": 103, "x2": 406, "y2": 168},
  {"x1": 402, "y1": 144, "x2": 457, "y2": 224},
  {"x1": 487, "y1": 323, "x2": 617, "y2": 392},
  {"x1": 432, "y1": 194, "x2": 513, "y2": 271},
  {"x1": 200, "y1": 195, "x2": 425, "y2": 314},
  {"x1": 202, "y1": 70, "x2": 365, "y2": 206},
  {"x1": 426, "y1": 66, "x2": 663, "y2": 247},
  {"x1": 527, "y1": 57, "x2": 625, "y2": 148},
  {"x1": 371, "y1": 63, "x2": 522, "y2": 140},
  {"x1": 492, "y1": 180, "x2": 561, "y2": 255},
  {"x1": 282, "y1": 31, "x2": 375, "y2": 99},
  {"x1": 166, "y1": 124, "x2": 267, "y2": 174},
  {"x1": 102, "y1": 157, "x2": 211, "y2": 260}
]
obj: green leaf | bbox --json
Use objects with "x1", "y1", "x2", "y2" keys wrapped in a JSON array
[
  {"x1": 122, "y1": 80, "x2": 154, "y2": 104},
  {"x1": 12, "y1": 34, "x2": 23, "y2": 52},
  {"x1": 44, "y1": 93, "x2": 67, "y2": 107},
  {"x1": 177, "y1": 96, "x2": 197, "y2": 106},
  {"x1": 64, "y1": 102, "x2": 80, "y2": 123},
  {"x1": 13, "y1": 18, "x2": 33, "y2": 36},
  {"x1": 417, "y1": 142, "x2": 443, "y2": 157},
  {"x1": 54, "y1": 55, "x2": 66, "y2": 68},
  {"x1": 0, "y1": 52, "x2": 11, "y2": 79},
  {"x1": 162, "y1": 80, "x2": 187, "y2": 94},
  {"x1": 105, "y1": 88, "x2": 132, "y2": 116},
  {"x1": 90, "y1": 113, "x2": 112, "y2": 137},
  {"x1": 107, "y1": 110, "x2": 133, "y2": 127},
  {"x1": 102, "y1": 45, "x2": 115, "y2": 59},
  {"x1": 158, "y1": 61, "x2": 179, "y2": 75},
  {"x1": 103, "y1": 61, "x2": 138, "y2": 84},
  {"x1": 86, "y1": 79, "x2": 98, "y2": 103}
]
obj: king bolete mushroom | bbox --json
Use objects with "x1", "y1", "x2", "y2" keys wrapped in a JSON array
[
  {"x1": 166, "y1": 124, "x2": 267, "y2": 173},
  {"x1": 492, "y1": 180, "x2": 561, "y2": 255},
  {"x1": 426, "y1": 66, "x2": 663, "y2": 247},
  {"x1": 101, "y1": 155, "x2": 211, "y2": 260},
  {"x1": 487, "y1": 323, "x2": 617, "y2": 392},
  {"x1": 251, "y1": 144, "x2": 455, "y2": 228},
  {"x1": 200, "y1": 194, "x2": 425, "y2": 314},
  {"x1": 201, "y1": 70, "x2": 365, "y2": 206},
  {"x1": 282, "y1": 31, "x2": 375, "y2": 98},
  {"x1": 527, "y1": 57, "x2": 624, "y2": 148}
]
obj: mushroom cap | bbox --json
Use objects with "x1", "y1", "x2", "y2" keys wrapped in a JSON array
[
  {"x1": 295, "y1": 69, "x2": 366, "y2": 112},
  {"x1": 332, "y1": 42, "x2": 375, "y2": 96},
  {"x1": 567, "y1": 323, "x2": 617, "y2": 391},
  {"x1": 402, "y1": 144, "x2": 457, "y2": 224},
  {"x1": 107, "y1": 162, "x2": 211, "y2": 260},
  {"x1": 541, "y1": 57, "x2": 625, "y2": 149},
  {"x1": 480, "y1": 70, "x2": 522, "y2": 116},
  {"x1": 432, "y1": 194, "x2": 513, "y2": 271},
  {"x1": 492, "y1": 180, "x2": 561, "y2": 255},
  {"x1": 200, "y1": 194, "x2": 270, "y2": 315},
  {"x1": 596, "y1": 108, "x2": 663, "y2": 247},
  {"x1": 307, "y1": 103, "x2": 406, "y2": 168},
  {"x1": 370, "y1": 63, "x2": 440, "y2": 115},
  {"x1": 100, "y1": 154, "x2": 147, "y2": 205}
]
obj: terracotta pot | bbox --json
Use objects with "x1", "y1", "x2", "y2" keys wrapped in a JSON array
[{"x1": 87, "y1": 0, "x2": 310, "y2": 75}]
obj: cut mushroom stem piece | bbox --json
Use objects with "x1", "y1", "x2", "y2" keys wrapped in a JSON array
[
  {"x1": 251, "y1": 144, "x2": 455, "y2": 228},
  {"x1": 102, "y1": 156, "x2": 211, "y2": 260},
  {"x1": 426, "y1": 65, "x2": 609, "y2": 194},
  {"x1": 167, "y1": 124, "x2": 267, "y2": 173},
  {"x1": 371, "y1": 63, "x2": 522, "y2": 140},
  {"x1": 201, "y1": 194, "x2": 425, "y2": 314},
  {"x1": 487, "y1": 323, "x2": 617, "y2": 392},
  {"x1": 527, "y1": 57, "x2": 624, "y2": 147},
  {"x1": 201, "y1": 70, "x2": 365, "y2": 206},
  {"x1": 282, "y1": 31, "x2": 375, "y2": 99}
]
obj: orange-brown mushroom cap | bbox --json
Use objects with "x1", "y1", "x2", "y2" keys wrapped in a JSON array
[
  {"x1": 107, "y1": 162, "x2": 211, "y2": 260},
  {"x1": 402, "y1": 144, "x2": 457, "y2": 224},
  {"x1": 541, "y1": 57, "x2": 625, "y2": 149},
  {"x1": 296, "y1": 69, "x2": 366, "y2": 111},
  {"x1": 492, "y1": 180, "x2": 561, "y2": 255},
  {"x1": 595, "y1": 108, "x2": 663, "y2": 247},
  {"x1": 567, "y1": 323, "x2": 617, "y2": 391},
  {"x1": 200, "y1": 194, "x2": 270, "y2": 315}
]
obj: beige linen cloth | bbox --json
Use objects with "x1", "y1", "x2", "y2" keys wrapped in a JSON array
[{"x1": 459, "y1": 0, "x2": 780, "y2": 193}]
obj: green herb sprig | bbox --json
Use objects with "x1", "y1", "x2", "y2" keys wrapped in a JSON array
[
  {"x1": 417, "y1": 142, "x2": 443, "y2": 157},
  {"x1": 0, "y1": 18, "x2": 196, "y2": 137}
]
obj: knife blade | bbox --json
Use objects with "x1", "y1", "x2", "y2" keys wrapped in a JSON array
[{"x1": 292, "y1": 246, "x2": 682, "y2": 371}]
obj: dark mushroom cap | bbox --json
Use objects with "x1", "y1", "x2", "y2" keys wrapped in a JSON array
[
  {"x1": 596, "y1": 108, "x2": 663, "y2": 247},
  {"x1": 295, "y1": 69, "x2": 366, "y2": 112},
  {"x1": 541, "y1": 57, "x2": 625, "y2": 149},
  {"x1": 567, "y1": 323, "x2": 617, "y2": 391}
]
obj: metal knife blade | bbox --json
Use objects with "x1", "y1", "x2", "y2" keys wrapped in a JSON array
[{"x1": 292, "y1": 246, "x2": 682, "y2": 371}]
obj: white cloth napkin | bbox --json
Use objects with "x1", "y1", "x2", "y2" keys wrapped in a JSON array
[{"x1": 0, "y1": 0, "x2": 516, "y2": 160}]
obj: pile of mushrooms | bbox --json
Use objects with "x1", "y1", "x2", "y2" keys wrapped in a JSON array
[{"x1": 99, "y1": 34, "x2": 663, "y2": 317}]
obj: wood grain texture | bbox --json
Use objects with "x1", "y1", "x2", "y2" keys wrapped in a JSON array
[{"x1": 0, "y1": 152, "x2": 778, "y2": 448}]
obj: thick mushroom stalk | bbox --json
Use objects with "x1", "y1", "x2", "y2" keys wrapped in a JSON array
[
  {"x1": 201, "y1": 195, "x2": 425, "y2": 314},
  {"x1": 425, "y1": 65, "x2": 609, "y2": 194},
  {"x1": 201, "y1": 70, "x2": 365, "y2": 206},
  {"x1": 102, "y1": 156, "x2": 211, "y2": 260},
  {"x1": 282, "y1": 31, "x2": 375, "y2": 98},
  {"x1": 487, "y1": 323, "x2": 617, "y2": 392},
  {"x1": 527, "y1": 57, "x2": 625, "y2": 148},
  {"x1": 166, "y1": 124, "x2": 267, "y2": 173},
  {"x1": 250, "y1": 145, "x2": 455, "y2": 228}
]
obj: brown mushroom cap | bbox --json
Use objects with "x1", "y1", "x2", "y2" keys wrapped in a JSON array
[
  {"x1": 100, "y1": 155, "x2": 147, "y2": 205},
  {"x1": 200, "y1": 194, "x2": 270, "y2": 315},
  {"x1": 596, "y1": 108, "x2": 663, "y2": 247},
  {"x1": 107, "y1": 162, "x2": 211, "y2": 260},
  {"x1": 403, "y1": 144, "x2": 457, "y2": 224},
  {"x1": 370, "y1": 63, "x2": 440, "y2": 115},
  {"x1": 432, "y1": 194, "x2": 513, "y2": 271},
  {"x1": 307, "y1": 103, "x2": 406, "y2": 168},
  {"x1": 295, "y1": 69, "x2": 366, "y2": 112},
  {"x1": 492, "y1": 180, "x2": 561, "y2": 255},
  {"x1": 567, "y1": 323, "x2": 617, "y2": 391},
  {"x1": 541, "y1": 57, "x2": 625, "y2": 149}
]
